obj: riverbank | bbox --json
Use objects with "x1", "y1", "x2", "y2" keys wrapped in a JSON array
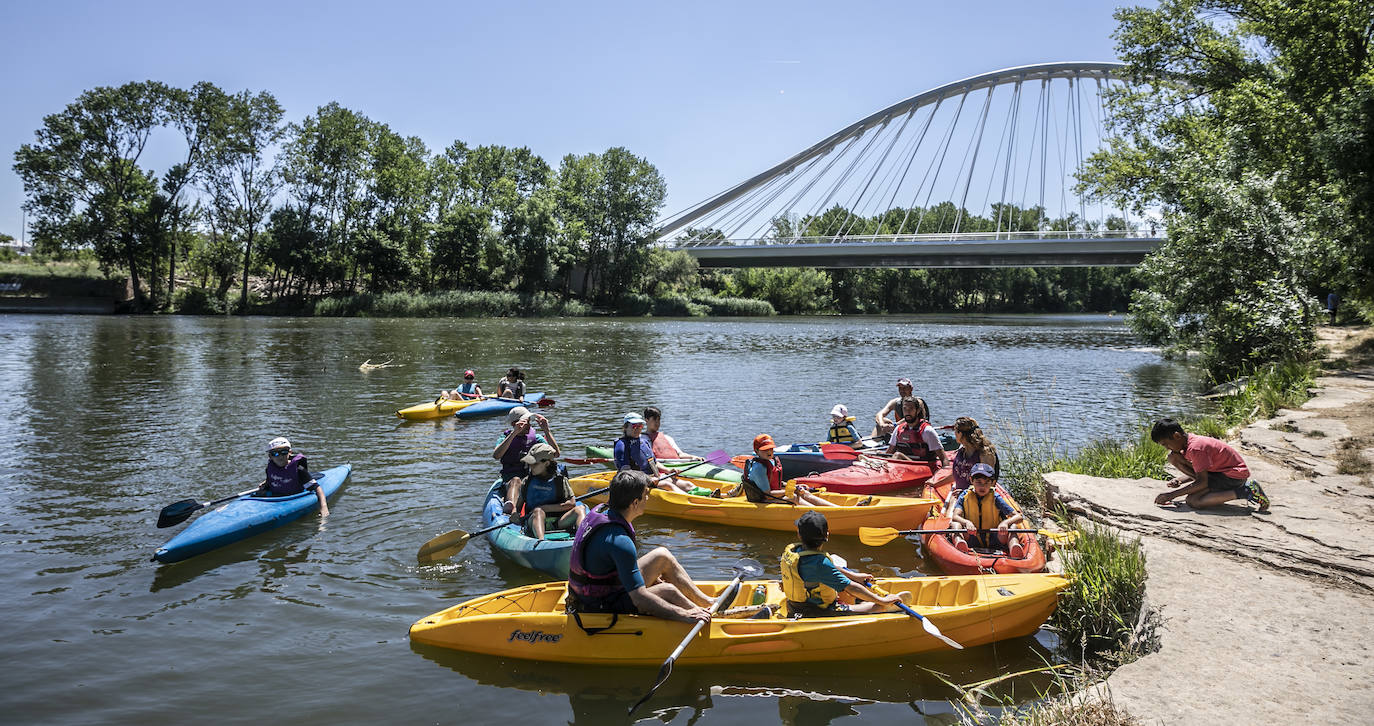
[{"x1": 1046, "y1": 326, "x2": 1374, "y2": 724}]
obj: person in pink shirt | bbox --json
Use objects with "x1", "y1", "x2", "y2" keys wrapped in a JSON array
[
  {"x1": 1150, "y1": 418, "x2": 1270, "y2": 513},
  {"x1": 642, "y1": 406, "x2": 701, "y2": 461}
]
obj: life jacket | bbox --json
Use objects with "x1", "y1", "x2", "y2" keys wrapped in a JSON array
[
  {"x1": 952, "y1": 448, "x2": 1001, "y2": 491},
  {"x1": 615, "y1": 436, "x2": 655, "y2": 475},
  {"x1": 264, "y1": 454, "x2": 307, "y2": 496},
  {"x1": 455, "y1": 382, "x2": 479, "y2": 397},
  {"x1": 959, "y1": 488, "x2": 1005, "y2": 548},
  {"x1": 499, "y1": 428, "x2": 540, "y2": 476},
  {"x1": 828, "y1": 418, "x2": 859, "y2": 444},
  {"x1": 567, "y1": 506, "x2": 637, "y2": 605},
  {"x1": 892, "y1": 418, "x2": 939, "y2": 464},
  {"x1": 646, "y1": 430, "x2": 679, "y2": 460},
  {"x1": 741, "y1": 456, "x2": 788, "y2": 504},
  {"x1": 519, "y1": 464, "x2": 573, "y2": 515},
  {"x1": 780, "y1": 543, "x2": 840, "y2": 608}
]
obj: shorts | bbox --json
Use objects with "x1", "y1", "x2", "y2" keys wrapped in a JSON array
[
  {"x1": 569, "y1": 589, "x2": 638, "y2": 615},
  {"x1": 785, "y1": 600, "x2": 857, "y2": 618},
  {"x1": 1205, "y1": 472, "x2": 1247, "y2": 496}
]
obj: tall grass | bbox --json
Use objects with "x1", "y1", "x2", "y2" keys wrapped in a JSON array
[
  {"x1": 1215, "y1": 360, "x2": 1318, "y2": 425},
  {"x1": 691, "y1": 293, "x2": 776, "y2": 316},
  {"x1": 313, "y1": 290, "x2": 590, "y2": 318},
  {"x1": 1052, "y1": 521, "x2": 1150, "y2": 658}
]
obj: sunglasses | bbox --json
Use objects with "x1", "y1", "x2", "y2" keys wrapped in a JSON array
[
  {"x1": 270, "y1": 449, "x2": 290, "y2": 457},
  {"x1": 464, "y1": 376, "x2": 474, "y2": 380}
]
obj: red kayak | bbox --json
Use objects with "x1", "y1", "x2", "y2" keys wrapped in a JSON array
[
  {"x1": 793, "y1": 458, "x2": 950, "y2": 495},
  {"x1": 919, "y1": 484, "x2": 1046, "y2": 575}
]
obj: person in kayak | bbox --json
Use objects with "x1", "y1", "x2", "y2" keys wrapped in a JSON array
[
  {"x1": 886, "y1": 396, "x2": 948, "y2": 469},
  {"x1": 442, "y1": 369, "x2": 483, "y2": 401},
  {"x1": 643, "y1": 406, "x2": 700, "y2": 461},
  {"x1": 928, "y1": 416, "x2": 999, "y2": 494},
  {"x1": 949, "y1": 463, "x2": 1023, "y2": 556},
  {"x1": 613, "y1": 412, "x2": 698, "y2": 494},
  {"x1": 497, "y1": 406, "x2": 560, "y2": 511},
  {"x1": 566, "y1": 469, "x2": 715, "y2": 623},
  {"x1": 827, "y1": 404, "x2": 862, "y2": 449},
  {"x1": 782, "y1": 511, "x2": 901, "y2": 617},
  {"x1": 723, "y1": 435, "x2": 839, "y2": 506},
  {"x1": 255, "y1": 437, "x2": 329, "y2": 517},
  {"x1": 511, "y1": 443, "x2": 587, "y2": 540},
  {"x1": 1150, "y1": 418, "x2": 1270, "y2": 512},
  {"x1": 496, "y1": 367, "x2": 526, "y2": 399},
  {"x1": 871, "y1": 379, "x2": 931, "y2": 441}
]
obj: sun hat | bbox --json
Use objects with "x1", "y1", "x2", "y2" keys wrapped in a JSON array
[
  {"x1": 795, "y1": 510, "x2": 829, "y2": 543},
  {"x1": 753, "y1": 434, "x2": 775, "y2": 451},
  {"x1": 830, "y1": 404, "x2": 849, "y2": 419},
  {"x1": 623, "y1": 412, "x2": 646, "y2": 426},
  {"x1": 506, "y1": 406, "x2": 531, "y2": 425},
  {"x1": 267, "y1": 437, "x2": 291, "y2": 452},
  {"x1": 521, "y1": 442, "x2": 559, "y2": 465},
  {"x1": 970, "y1": 463, "x2": 996, "y2": 479}
]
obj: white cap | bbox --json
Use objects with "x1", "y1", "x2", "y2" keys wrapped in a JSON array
[
  {"x1": 623, "y1": 412, "x2": 646, "y2": 426},
  {"x1": 830, "y1": 404, "x2": 848, "y2": 418},
  {"x1": 506, "y1": 406, "x2": 531, "y2": 425},
  {"x1": 267, "y1": 437, "x2": 291, "y2": 452}
]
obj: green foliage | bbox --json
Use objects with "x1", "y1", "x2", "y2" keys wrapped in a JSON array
[
  {"x1": 171, "y1": 286, "x2": 227, "y2": 315},
  {"x1": 312, "y1": 289, "x2": 590, "y2": 318},
  {"x1": 727, "y1": 267, "x2": 836, "y2": 314},
  {"x1": 1052, "y1": 521, "x2": 1149, "y2": 656},
  {"x1": 1214, "y1": 360, "x2": 1318, "y2": 425},
  {"x1": 689, "y1": 293, "x2": 776, "y2": 316}
]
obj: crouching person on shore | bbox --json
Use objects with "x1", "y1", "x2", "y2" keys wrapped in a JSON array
[{"x1": 1150, "y1": 418, "x2": 1270, "y2": 513}]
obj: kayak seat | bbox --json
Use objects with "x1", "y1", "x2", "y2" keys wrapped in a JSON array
[{"x1": 545, "y1": 532, "x2": 573, "y2": 541}]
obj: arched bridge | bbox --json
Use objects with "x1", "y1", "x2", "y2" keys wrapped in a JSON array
[{"x1": 656, "y1": 62, "x2": 1160, "y2": 268}]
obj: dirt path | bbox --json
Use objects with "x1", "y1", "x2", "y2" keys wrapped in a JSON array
[{"x1": 1046, "y1": 327, "x2": 1374, "y2": 725}]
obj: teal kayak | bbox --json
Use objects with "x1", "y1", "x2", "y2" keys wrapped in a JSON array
[
  {"x1": 480, "y1": 479, "x2": 576, "y2": 578},
  {"x1": 153, "y1": 465, "x2": 351, "y2": 563},
  {"x1": 584, "y1": 445, "x2": 742, "y2": 484}
]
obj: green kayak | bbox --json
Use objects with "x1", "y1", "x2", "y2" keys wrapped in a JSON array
[{"x1": 584, "y1": 445, "x2": 742, "y2": 484}]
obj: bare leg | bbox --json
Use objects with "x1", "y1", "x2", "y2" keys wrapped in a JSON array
[
  {"x1": 530, "y1": 506, "x2": 547, "y2": 539},
  {"x1": 639, "y1": 547, "x2": 713, "y2": 607},
  {"x1": 315, "y1": 486, "x2": 329, "y2": 517},
  {"x1": 1185, "y1": 489, "x2": 1244, "y2": 509},
  {"x1": 503, "y1": 476, "x2": 522, "y2": 514},
  {"x1": 796, "y1": 490, "x2": 839, "y2": 507},
  {"x1": 557, "y1": 506, "x2": 585, "y2": 531}
]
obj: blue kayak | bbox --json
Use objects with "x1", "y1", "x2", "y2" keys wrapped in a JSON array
[
  {"x1": 153, "y1": 464, "x2": 352, "y2": 563},
  {"x1": 480, "y1": 479, "x2": 576, "y2": 578},
  {"x1": 454, "y1": 392, "x2": 544, "y2": 420}
]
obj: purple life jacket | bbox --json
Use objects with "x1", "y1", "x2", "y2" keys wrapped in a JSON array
[
  {"x1": 499, "y1": 428, "x2": 540, "y2": 477},
  {"x1": 567, "y1": 506, "x2": 637, "y2": 604},
  {"x1": 951, "y1": 448, "x2": 1000, "y2": 492},
  {"x1": 264, "y1": 454, "x2": 307, "y2": 496}
]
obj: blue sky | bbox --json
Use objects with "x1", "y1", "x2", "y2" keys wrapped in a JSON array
[{"x1": 0, "y1": 1, "x2": 1131, "y2": 243}]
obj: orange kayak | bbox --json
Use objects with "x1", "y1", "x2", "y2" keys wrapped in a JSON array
[{"x1": 920, "y1": 484, "x2": 1046, "y2": 575}]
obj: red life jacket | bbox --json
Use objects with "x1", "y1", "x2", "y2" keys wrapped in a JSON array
[
  {"x1": 742, "y1": 456, "x2": 788, "y2": 504},
  {"x1": 892, "y1": 419, "x2": 939, "y2": 465}
]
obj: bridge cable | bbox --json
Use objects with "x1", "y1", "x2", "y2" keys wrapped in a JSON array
[
  {"x1": 880, "y1": 98, "x2": 944, "y2": 236},
  {"x1": 834, "y1": 108, "x2": 919, "y2": 239},
  {"x1": 911, "y1": 90, "x2": 972, "y2": 235},
  {"x1": 994, "y1": 78, "x2": 1025, "y2": 236},
  {"x1": 811, "y1": 119, "x2": 894, "y2": 237},
  {"x1": 952, "y1": 85, "x2": 997, "y2": 235}
]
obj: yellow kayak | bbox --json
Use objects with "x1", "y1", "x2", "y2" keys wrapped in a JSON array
[
  {"x1": 568, "y1": 471, "x2": 937, "y2": 534},
  {"x1": 395, "y1": 396, "x2": 482, "y2": 420},
  {"x1": 409, "y1": 573, "x2": 1070, "y2": 665}
]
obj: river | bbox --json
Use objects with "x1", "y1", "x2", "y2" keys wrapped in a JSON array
[{"x1": 0, "y1": 314, "x2": 1201, "y2": 725}]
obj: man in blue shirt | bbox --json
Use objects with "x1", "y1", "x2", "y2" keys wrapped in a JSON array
[{"x1": 566, "y1": 470, "x2": 714, "y2": 623}]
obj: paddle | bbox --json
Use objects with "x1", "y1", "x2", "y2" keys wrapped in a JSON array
[
  {"x1": 627, "y1": 558, "x2": 765, "y2": 716},
  {"x1": 563, "y1": 449, "x2": 730, "y2": 470},
  {"x1": 880, "y1": 587, "x2": 964, "y2": 650},
  {"x1": 487, "y1": 395, "x2": 556, "y2": 407},
  {"x1": 156, "y1": 487, "x2": 259, "y2": 528},
  {"x1": 415, "y1": 483, "x2": 613, "y2": 563},
  {"x1": 858, "y1": 525, "x2": 1074, "y2": 547}
]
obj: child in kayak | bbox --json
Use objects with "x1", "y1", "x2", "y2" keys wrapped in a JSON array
[
  {"x1": 255, "y1": 437, "x2": 329, "y2": 517},
  {"x1": 442, "y1": 370, "x2": 483, "y2": 401},
  {"x1": 496, "y1": 407, "x2": 560, "y2": 511},
  {"x1": 949, "y1": 463, "x2": 1022, "y2": 556},
  {"x1": 724, "y1": 435, "x2": 839, "y2": 506},
  {"x1": 827, "y1": 404, "x2": 862, "y2": 449},
  {"x1": 781, "y1": 511, "x2": 901, "y2": 617},
  {"x1": 497, "y1": 367, "x2": 526, "y2": 400},
  {"x1": 512, "y1": 443, "x2": 586, "y2": 540},
  {"x1": 1151, "y1": 418, "x2": 1270, "y2": 512}
]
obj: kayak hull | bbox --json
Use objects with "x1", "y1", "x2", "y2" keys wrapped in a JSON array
[
  {"x1": 794, "y1": 459, "x2": 947, "y2": 495},
  {"x1": 410, "y1": 573, "x2": 1069, "y2": 664},
  {"x1": 920, "y1": 485, "x2": 1046, "y2": 575},
  {"x1": 396, "y1": 397, "x2": 482, "y2": 420},
  {"x1": 480, "y1": 479, "x2": 575, "y2": 578},
  {"x1": 568, "y1": 471, "x2": 935, "y2": 534},
  {"x1": 584, "y1": 445, "x2": 742, "y2": 484},
  {"x1": 153, "y1": 464, "x2": 351, "y2": 563},
  {"x1": 455, "y1": 393, "x2": 544, "y2": 420}
]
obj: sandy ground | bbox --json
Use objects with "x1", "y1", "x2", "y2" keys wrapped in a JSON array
[{"x1": 1046, "y1": 326, "x2": 1374, "y2": 725}]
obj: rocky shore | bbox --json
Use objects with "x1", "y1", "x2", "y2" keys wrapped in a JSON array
[{"x1": 1047, "y1": 328, "x2": 1374, "y2": 725}]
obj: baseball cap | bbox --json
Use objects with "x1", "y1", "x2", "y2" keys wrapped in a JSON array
[
  {"x1": 463, "y1": 369, "x2": 475, "y2": 378},
  {"x1": 795, "y1": 510, "x2": 829, "y2": 543},
  {"x1": 896, "y1": 378, "x2": 912, "y2": 387},
  {"x1": 753, "y1": 434, "x2": 775, "y2": 451},
  {"x1": 970, "y1": 463, "x2": 996, "y2": 479},
  {"x1": 267, "y1": 437, "x2": 290, "y2": 452},
  {"x1": 521, "y1": 442, "x2": 559, "y2": 465},
  {"x1": 506, "y1": 406, "x2": 531, "y2": 425},
  {"x1": 830, "y1": 404, "x2": 849, "y2": 418},
  {"x1": 623, "y1": 413, "x2": 646, "y2": 426}
]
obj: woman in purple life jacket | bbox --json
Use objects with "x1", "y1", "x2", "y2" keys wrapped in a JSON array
[{"x1": 255, "y1": 436, "x2": 329, "y2": 517}]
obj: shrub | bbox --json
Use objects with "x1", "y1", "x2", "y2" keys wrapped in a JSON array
[
  {"x1": 1052, "y1": 521, "x2": 1149, "y2": 657},
  {"x1": 615, "y1": 292, "x2": 654, "y2": 316},
  {"x1": 1215, "y1": 360, "x2": 1317, "y2": 426},
  {"x1": 690, "y1": 293, "x2": 776, "y2": 316},
  {"x1": 171, "y1": 286, "x2": 227, "y2": 315}
]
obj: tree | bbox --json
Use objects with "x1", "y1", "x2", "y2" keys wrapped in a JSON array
[{"x1": 589, "y1": 147, "x2": 665, "y2": 302}]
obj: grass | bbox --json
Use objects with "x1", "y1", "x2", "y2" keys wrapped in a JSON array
[
  {"x1": 1336, "y1": 437, "x2": 1372, "y2": 475},
  {"x1": 1051, "y1": 520, "x2": 1151, "y2": 660},
  {"x1": 314, "y1": 290, "x2": 591, "y2": 318},
  {"x1": 1214, "y1": 360, "x2": 1319, "y2": 426},
  {"x1": 998, "y1": 697, "x2": 1141, "y2": 726}
]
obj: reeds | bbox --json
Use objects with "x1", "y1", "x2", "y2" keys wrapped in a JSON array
[
  {"x1": 1214, "y1": 360, "x2": 1318, "y2": 425},
  {"x1": 1052, "y1": 521, "x2": 1150, "y2": 659}
]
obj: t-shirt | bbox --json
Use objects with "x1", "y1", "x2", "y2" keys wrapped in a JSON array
[
  {"x1": 581, "y1": 523, "x2": 645, "y2": 592},
  {"x1": 647, "y1": 430, "x2": 685, "y2": 459},
  {"x1": 796, "y1": 553, "x2": 851, "y2": 606},
  {"x1": 614, "y1": 436, "x2": 656, "y2": 475},
  {"x1": 497, "y1": 378, "x2": 526, "y2": 399},
  {"x1": 1184, "y1": 434, "x2": 1250, "y2": 480}
]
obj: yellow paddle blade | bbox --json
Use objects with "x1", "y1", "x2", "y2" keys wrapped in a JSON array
[
  {"x1": 416, "y1": 530, "x2": 471, "y2": 563},
  {"x1": 1041, "y1": 529, "x2": 1079, "y2": 545},
  {"x1": 858, "y1": 527, "x2": 904, "y2": 547}
]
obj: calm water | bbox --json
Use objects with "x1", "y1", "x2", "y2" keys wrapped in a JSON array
[{"x1": 0, "y1": 314, "x2": 1201, "y2": 725}]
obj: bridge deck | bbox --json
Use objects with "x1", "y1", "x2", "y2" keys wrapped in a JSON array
[{"x1": 668, "y1": 236, "x2": 1161, "y2": 269}]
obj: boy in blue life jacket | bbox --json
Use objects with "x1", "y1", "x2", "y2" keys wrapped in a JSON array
[
  {"x1": 511, "y1": 443, "x2": 587, "y2": 540},
  {"x1": 781, "y1": 511, "x2": 901, "y2": 618}
]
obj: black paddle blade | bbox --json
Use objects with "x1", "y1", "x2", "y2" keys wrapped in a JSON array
[
  {"x1": 156, "y1": 499, "x2": 203, "y2": 528},
  {"x1": 628, "y1": 660, "x2": 674, "y2": 716}
]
